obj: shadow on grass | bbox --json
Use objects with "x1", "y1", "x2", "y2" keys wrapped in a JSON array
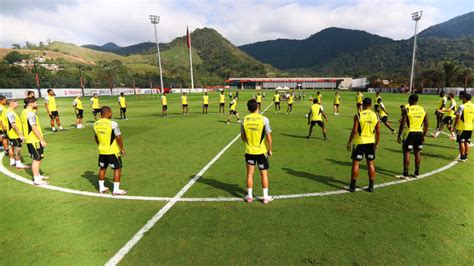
[
  {"x1": 325, "y1": 159, "x2": 400, "y2": 177},
  {"x1": 281, "y1": 133, "x2": 308, "y2": 139},
  {"x1": 282, "y1": 167, "x2": 348, "y2": 189},
  {"x1": 423, "y1": 142, "x2": 455, "y2": 150},
  {"x1": 193, "y1": 175, "x2": 246, "y2": 197},
  {"x1": 384, "y1": 147, "x2": 453, "y2": 161},
  {"x1": 81, "y1": 170, "x2": 113, "y2": 191}
]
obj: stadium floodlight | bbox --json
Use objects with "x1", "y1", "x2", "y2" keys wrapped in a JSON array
[
  {"x1": 149, "y1": 15, "x2": 164, "y2": 92},
  {"x1": 409, "y1": 11, "x2": 422, "y2": 94}
]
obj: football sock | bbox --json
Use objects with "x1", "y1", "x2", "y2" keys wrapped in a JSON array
[
  {"x1": 403, "y1": 169, "x2": 409, "y2": 177},
  {"x1": 263, "y1": 188, "x2": 269, "y2": 198},
  {"x1": 10, "y1": 158, "x2": 15, "y2": 165},
  {"x1": 414, "y1": 167, "x2": 420, "y2": 176},
  {"x1": 99, "y1": 180, "x2": 105, "y2": 191},
  {"x1": 247, "y1": 188, "x2": 253, "y2": 198},
  {"x1": 15, "y1": 160, "x2": 21, "y2": 166},
  {"x1": 33, "y1": 175, "x2": 42, "y2": 182},
  {"x1": 113, "y1": 182, "x2": 120, "y2": 192},
  {"x1": 349, "y1": 179, "x2": 356, "y2": 192}
]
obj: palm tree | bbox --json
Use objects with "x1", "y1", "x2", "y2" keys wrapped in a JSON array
[
  {"x1": 442, "y1": 61, "x2": 461, "y2": 87},
  {"x1": 458, "y1": 67, "x2": 472, "y2": 90}
]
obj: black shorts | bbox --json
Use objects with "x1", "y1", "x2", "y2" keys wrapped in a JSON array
[
  {"x1": 9, "y1": 138, "x2": 22, "y2": 148},
  {"x1": 98, "y1": 154, "x2": 122, "y2": 169},
  {"x1": 403, "y1": 132, "x2": 424, "y2": 151},
  {"x1": 357, "y1": 103, "x2": 362, "y2": 108},
  {"x1": 351, "y1": 143, "x2": 376, "y2": 161},
  {"x1": 76, "y1": 109, "x2": 84, "y2": 118},
  {"x1": 310, "y1": 120, "x2": 324, "y2": 127},
  {"x1": 288, "y1": 103, "x2": 293, "y2": 107},
  {"x1": 380, "y1": 116, "x2": 388, "y2": 123},
  {"x1": 220, "y1": 103, "x2": 225, "y2": 107},
  {"x1": 162, "y1": 105, "x2": 168, "y2": 111},
  {"x1": 457, "y1": 130, "x2": 472, "y2": 144},
  {"x1": 93, "y1": 108, "x2": 101, "y2": 115},
  {"x1": 245, "y1": 153, "x2": 269, "y2": 170},
  {"x1": 27, "y1": 143, "x2": 44, "y2": 161},
  {"x1": 120, "y1": 107, "x2": 126, "y2": 113},
  {"x1": 229, "y1": 110, "x2": 237, "y2": 115},
  {"x1": 334, "y1": 104, "x2": 340, "y2": 107},
  {"x1": 182, "y1": 104, "x2": 188, "y2": 108},
  {"x1": 275, "y1": 102, "x2": 280, "y2": 106},
  {"x1": 0, "y1": 130, "x2": 5, "y2": 138},
  {"x1": 203, "y1": 104, "x2": 209, "y2": 108},
  {"x1": 49, "y1": 111, "x2": 59, "y2": 118},
  {"x1": 442, "y1": 116, "x2": 453, "y2": 125}
]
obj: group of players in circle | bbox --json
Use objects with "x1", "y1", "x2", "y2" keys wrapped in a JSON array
[{"x1": 0, "y1": 88, "x2": 471, "y2": 203}]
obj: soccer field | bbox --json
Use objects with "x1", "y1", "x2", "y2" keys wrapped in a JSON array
[{"x1": 0, "y1": 91, "x2": 473, "y2": 265}]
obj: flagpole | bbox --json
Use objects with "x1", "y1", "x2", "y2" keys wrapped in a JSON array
[{"x1": 187, "y1": 26, "x2": 195, "y2": 90}]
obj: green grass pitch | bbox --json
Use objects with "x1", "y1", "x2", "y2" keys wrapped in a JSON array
[{"x1": 0, "y1": 90, "x2": 473, "y2": 264}]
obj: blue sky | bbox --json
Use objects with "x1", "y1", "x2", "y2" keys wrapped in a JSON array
[{"x1": 0, "y1": 0, "x2": 472, "y2": 48}]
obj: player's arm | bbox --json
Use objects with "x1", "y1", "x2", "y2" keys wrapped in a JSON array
[
  {"x1": 347, "y1": 115, "x2": 358, "y2": 151},
  {"x1": 8, "y1": 114, "x2": 24, "y2": 140},
  {"x1": 397, "y1": 110, "x2": 407, "y2": 144},
  {"x1": 112, "y1": 122, "x2": 125, "y2": 155},
  {"x1": 422, "y1": 113, "x2": 429, "y2": 140},
  {"x1": 375, "y1": 121, "x2": 380, "y2": 150},
  {"x1": 94, "y1": 133, "x2": 99, "y2": 145},
  {"x1": 264, "y1": 118, "x2": 273, "y2": 156},
  {"x1": 240, "y1": 124, "x2": 247, "y2": 142},
  {"x1": 321, "y1": 111, "x2": 328, "y2": 122},
  {"x1": 381, "y1": 105, "x2": 389, "y2": 115},
  {"x1": 307, "y1": 109, "x2": 312, "y2": 124},
  {"x1": 44, "y1": 101, "x2": 51, "y2": 115}
]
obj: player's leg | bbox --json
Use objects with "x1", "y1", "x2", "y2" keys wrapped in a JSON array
[
  {"x1": 349, "y1": 160, "x2": 360, "y2": 192},
  {"x1": 245, "y1": 162, "x2": 255, "y2": 202},
  {"x1": 29, "y1": 143, "x2": 47, "y2": 185},
  {"x1": 236, "y1": 112, "x2": 240, "y2": 122},
  {"x1": 333, "y1": 104, "x2": 337, "y2": 115},
  {"x1": 320, "y1": 123, "x2": 327, "y2": 139},
  {"x1": 413, "y1": 149, "x2": 421, "y2": 177},
  {"x1": 55, "y1": 115, "x2": 63, "y2": 130},
  {"x1": 403, "y1": 150, "x2": 410, "y2": 178},
  {"x1": 14, "y1": 144, "x2": 28, "y2": 169},
  {"x1": 382, "y1": 118, "x2": 395, "y2": 133},
  {"x1": 226, "y1": 111, "x2": 232, "y2": 124},
  {"x1": 367, "y1": 159, "x2": 375, "y2": 192},
  {"x1": 464, "y1": 142, "x2": 470, "y2": 160},
  {"x1": 49, "y1": 115, "x2": 55, "y2": 130},
  {"x1": 98, "y1": 167, "x2": 108, "y2": 193},
  {"x1": 8, "y1": 140, "x2": 15, "y2": 166},
  {"x1": 306, "y1": 123, "x2": 314, "y2": 138}
]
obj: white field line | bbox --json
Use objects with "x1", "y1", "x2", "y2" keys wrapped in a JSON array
[{"x1": 104, "y1": 103, "x2": 274, "y2": 265}]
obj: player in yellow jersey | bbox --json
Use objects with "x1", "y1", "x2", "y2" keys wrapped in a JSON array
[
  {"x1": 227, "y1": 96, "x2": 240, "y2": 124},
  {"x1": 181, "y1": 92, "x2": 189, "y2": 115},
  {"x1": 202, "y1": 92, "x2": 209, "y2": 114},
  {"x1": 6, "y1": 99, "x2": 29, "y2": 169},
  {"x1": 333, "y1": 92, "x2": 341, "y2": 115},
  {"x1": 161, "y1": 92, "x2": 168, "y2": 117},
  {"x1": 286, "y1": 93, "x2": 294, "y2": 114},
  {"x1": 346, "y1": 98, "x2": 380, "y2": 192},
  {"x1": 397, "y1": 94, "x2": 428, "y2": 179},
  {"x1": 90, "y1": 93, "x2": 100, "y2": 121},
  {"x1": 435, "y1": 91, "x2": 447, "y2": 131},
  {"x1": 356, "y1": 91, "x2": 364, "y2": 112},
  {"x1": 23, "y1": 97, "x2": 48, "y2": 185},
  {"x1": 241, "y1": 99, "x2": 273, "y2": 204},
  {"x1": 93, "y1": 106, "x2": 126, "y2": 195},
  {"x1": 118, "y1": 92, "x2": 127, "y2": 120},
  {"x1": 431, "y1": 92, "x2": 456, "y2": 139},
  {"x1": 316, "y1": 91, "x2": 323, "y2": 104},
  {"x1": 306, "y1": 98, "x2": 328, "y2": 139},
  {"x1": 219, "y1": 91, "x2": 226, "y2": 113},
  {"x1": 375, "y1": 97, "x2": 395, "y2": 133},
  {"x1": 453, "y1": 92, "x2": 473, "y2": 162},
  {"x1": 255, "y1": 92, "x2": 262, "y2": 110},
  {"x1": 273, "y1": 91, "x2": 281, "y2": 113},
  {"x1": 73, "y1": 95, "x2": 84, "y2": 128},
  {"x1": 44, "y1": 89, "x2": 64, "y2": 132},
  {"x1": 0, "y1": 96, "x2": 9, "y2": 155}
]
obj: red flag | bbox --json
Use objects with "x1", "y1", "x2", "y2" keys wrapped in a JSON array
[{"x1": 186, "y1": 26, "x2": 191, "y2": 49}]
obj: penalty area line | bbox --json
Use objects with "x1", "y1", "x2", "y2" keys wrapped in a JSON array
[{"x1": 104, "y1": 102, "x2": 274, "y2": 265}]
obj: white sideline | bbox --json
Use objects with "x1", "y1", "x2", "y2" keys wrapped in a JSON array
[{"x1": 104, "y1": 102, "x2": 274, "y2": 265}]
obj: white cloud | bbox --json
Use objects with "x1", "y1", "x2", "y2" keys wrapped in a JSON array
[{"x1": 0, "y1": 0, "x2": 469, "y2": 48}]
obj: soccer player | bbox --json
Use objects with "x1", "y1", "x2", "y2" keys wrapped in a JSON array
[
  {"x1": 435, "y1": 91, "x2": 447, "y2": 130},
  {"x1": 431, "y1": 92, "x2": 456, "y2": 139},
  {"x1": 346, "y1": 98, "x2": 380, "y2": 192},
  {"x1": 375, "y1": 97, "x2": 395, "y2": 133},
  {"x1": 453, "y1": 93, "x2": 473, "y2": 162},
  {"x1": 316, "y1": 91, "x2": 323, "y2": 104},
  {"x1": 333, "y1": 92, "x2": 341, "y2": 115},
  {"x1": 241, "y1": 99, "x2": 273, "y2": 204},
  {"x1": 227, "y1": 96, "x2": 240, "y2": 124},
  {"x1": 273, "y1": 91, "x2": 281, "y2": 113},
  {"x1": 73, "y1": 95, "x2": 84, "y2": 128},
  {"x1": 397, "y1": 94, "x2": 428, "y2": 179},
  {"x1": 202, "y1": 92, "x2": 209, "y2": 114},
  {"x1": 93, "y1": 106, "x2": 126, "y2": 195},
  {"x1": 356, "y1": 91, "x2": 364, "y2": 112},
  {"x1": 256, "y1": 92, "x2": 262, "y2": 109},
  {"x1": 287, "y1": 92, "x2": 294, "y2": 114},
  {"x1": 161, "y1": 92, "x2": 168, "y2": 117},
  {"x1": 219, "y1": 91, "x2": 226, "y2": 113},
  {"x1": 118, "y1": 92, "x2": 127, "y2": 120},
  {"x1": 5, "y1": 99, "x2": 29, "y2": 169},
  {"x1": 0, "y1": 96, "x2": 9, "y2": 155},
  {"x1": 44, "y1": 89, "x2": 64, "y2": 132},
  {"x1": 181, "y1": 92, "x2": 189, "y2": 115},
  {"x1": 90, "y1": 93, "x2": 100, "y2": 121},
  {"x1": 22, "y1": 97, "x2": 48, "y2": 185},
  {"x1": 306, "y1": 98, "x2": 328, "y2": 139}
]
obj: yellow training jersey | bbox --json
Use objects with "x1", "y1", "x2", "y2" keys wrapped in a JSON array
[
  {"x1": 288, "y1": 95, "x2": 294, "y2": 104},
  {"x1": 317, "y1": 95, "x2": 322, "y2": 103},
  {"x1": 119, "y1": 96, "x2": 126, "y2": 108},
  {"x1": 230, "y1": 99, "x2": 237, "y2": 111},
  {"x1": 21, "y1": 108, "x2": 43, "y2": 144},
  {"x1": 242, "y1": 113, "x2": 271, "y2": 155},
  {"x1": 256, "y1": 95, "x2": 262, "y2": 103},
  {"x1": 0, "y1": 104, "x2": 7, "y2": 130},
  {"x1": 203, "y1": 95, "x2": 209, "y2": 105},
  {"x1": 94, "y1": 118, "x2": 121, "y2": 155},
  {"x1": 405, "y1": 105, "x2": 426, "y2": 134},
  {"x1": 334, "y1": 95, "x2": 341, "y2": 105},
  {"x1": 46, "y1": 95, "x2": 57, "y2": 111},
  {"x1": 446, "y1": 98, "x2": 456, "y2": 118},
  {"x1": 354, "y1": 109, "x2": 378, "y2": 145},
  {"x1": 273, "y1": 94, "x2": 280, "y2": 103},
  {"x1": 91, "y1": 97, "x2": 100, "y2": 109},
  {"x1": 219, "y1": 94, "x2": 225, "y2": 103},
  {"x1": 378, "y1": 102, "x2": 388, "y2": 118},
  {"x1": 356, "y1": 94, "x2": 364, "y2": 104},
  {"x1": 161, "y1": 95, "x2": 167, "y2": 105},
  {"x1": 310, "y1": 103, "x2": 323, "y2": 121},
  {"x1": 438, "y1": 96, "x2": 447, "y2": 109},
  {"x1": 73, "y1": 98, "x2": 83, "y2": 110},
  {"x1": 456, "y1": 101, "x2": 474, "y2": 131},
  {"x1": 6, "y1": 108, "x2": 22, "y2": 139},
  {"x1": 181, "y1": 95, "x2": 188, "y2": 105}
]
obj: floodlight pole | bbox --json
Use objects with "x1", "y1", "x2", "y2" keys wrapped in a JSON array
[
  {"x1": 149, "y1": 15, "x2": 164, "y2": 93},
  {"x1": 409, "y1": 11, "x2": 422, "y2": 94}
]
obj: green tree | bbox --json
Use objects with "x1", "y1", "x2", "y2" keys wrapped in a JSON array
[
  {"x1": 4, "y1": 51, "x2": 23, "y2": 64},
  {"x1": 442, "y1": 61, "x2": 461, "y2": 87}
]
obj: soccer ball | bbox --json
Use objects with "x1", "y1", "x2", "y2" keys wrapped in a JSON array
[{"x1": 305, "y1": 114, "x2": 309, "y2": 118}]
